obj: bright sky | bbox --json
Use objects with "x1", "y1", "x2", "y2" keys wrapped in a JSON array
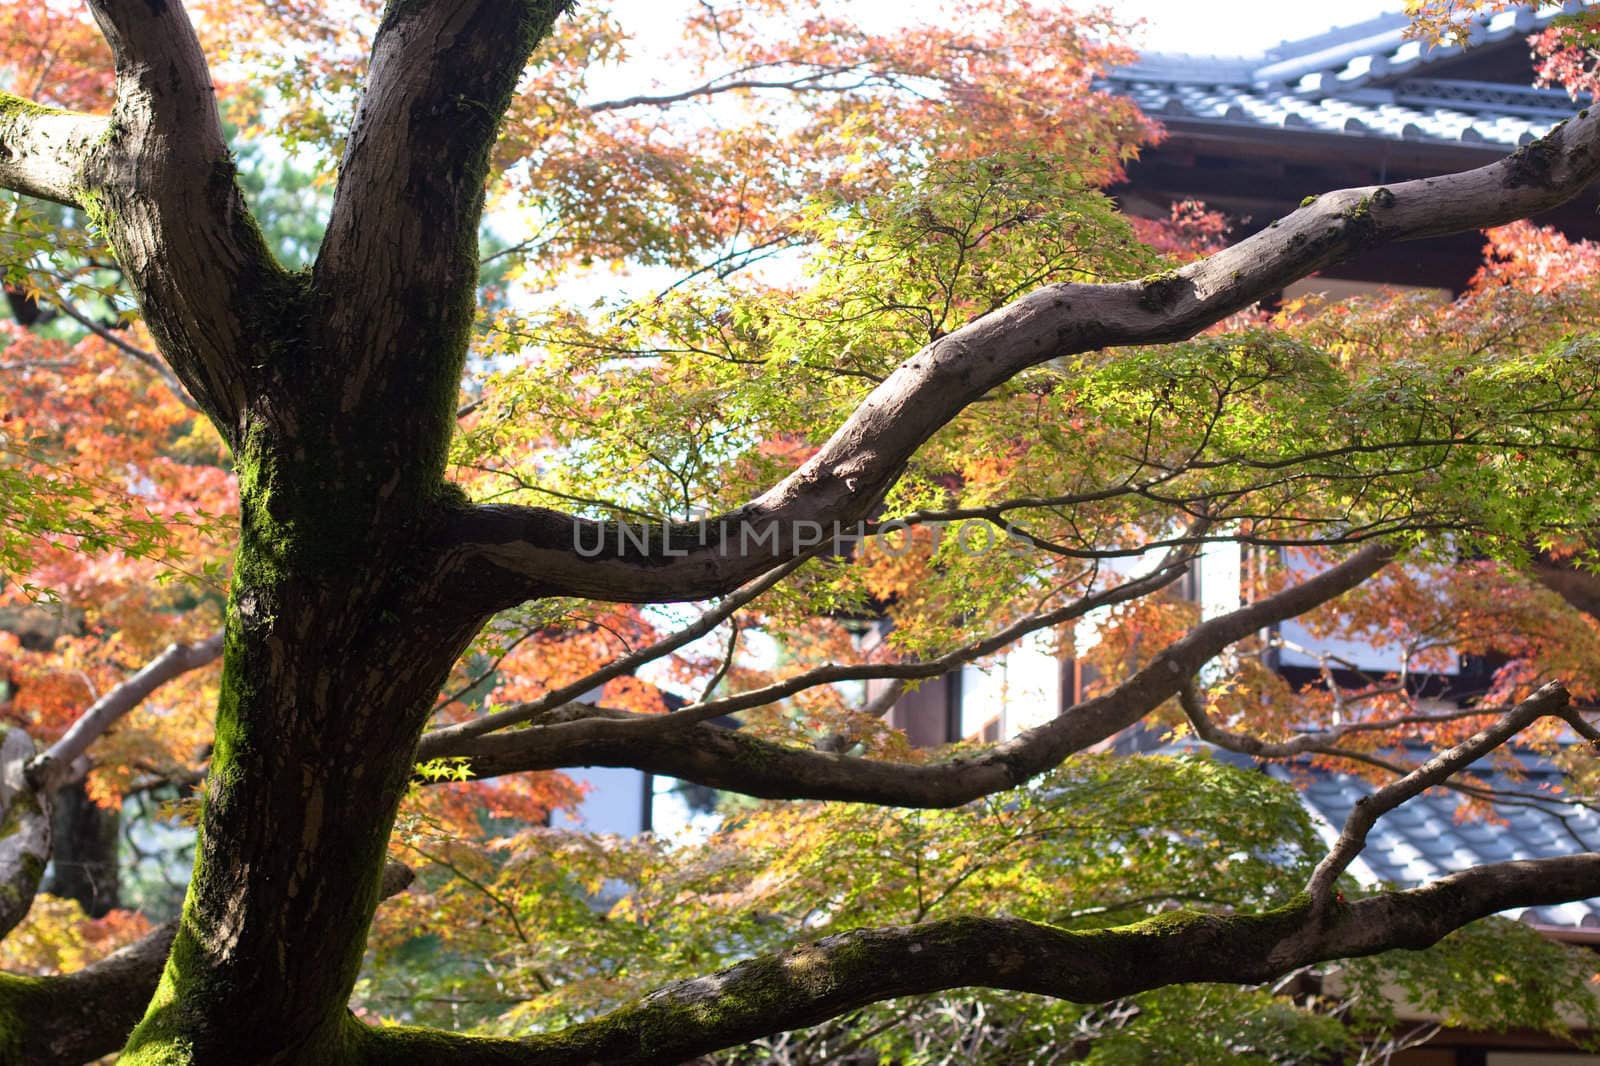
[
  {"x1": 597, "y1": 0, "x2": 1410, "y2": 70},
  {"x1": 1124, "y1": 0, "x2": 1403, "y2": 55}
]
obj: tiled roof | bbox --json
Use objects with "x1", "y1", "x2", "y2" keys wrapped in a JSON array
[
  {"x1": 1101, "y1": 4, "x2": 1589, "y2": 154},
  {"x1": 1118, "y1": 729, "x2": 1600, "y2": 926},
  {"x1": 1274, "y1": 750, "x2": 1600, "y2": 926}
]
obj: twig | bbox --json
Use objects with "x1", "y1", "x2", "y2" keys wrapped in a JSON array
[
  {"x1": 421, "y1": 556, "x2": 806, "y2": 747},
  {"x1": 698, "y1": 619, "x2": 740, "y2": 703},
  {"x1": 45, "y1": 296, "x2": 198, "y2": 411}
]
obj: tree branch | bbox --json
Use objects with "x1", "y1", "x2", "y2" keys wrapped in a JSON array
[
  {"x1": 43, "y1": 294, "x2": 198, "y2": 411},
  {"x1": 584, "y1": 64, "x2": 877, "y2": 112},
  {"x1": 78, "y1": 0, "x2": 282, "y2": 435},
  {"x1": 1175, "y1": 679, "x2": 1530, "y2": 760},
  {"x1": 436, "y1": 111, "x2": 1600, "y2": 607},
  {"x1": 618, "y1": 553, "x2": 1197, "y2": 732},
  {"x1": 0, "y1": 96, "x2": 108, "y2": 207},
  {"x1": 314, "y1": 0, "x2": 571, "y2": 439},
  {"x1": 0, "y1": 634, "x2": 223, "y2": 940},
  {"x1": 26, "y1": 632, "x2": 223, "y2": 793},
  {"x1": 419, "y1": 546, "x2": 1194, "y2": 760},
  {"x1": 1305, "y1": 681, "x2": 1575, "y2": 909},
  {"x1": 424, "y1": 544, "x2": 1393, "y2": 806},
  {"x1": 346, "y1": 853, "x2": 1600, "y2": 1066},
  {"x1": 423, "y1": 557, "x2": 804, "y2": 748},
  {"x1": 0, "y1": 919, "x2": 176, "y2": 1066}
]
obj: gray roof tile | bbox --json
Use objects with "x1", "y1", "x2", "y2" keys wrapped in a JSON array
[
  {"x1": 1100, "y1": 4, "x2": 1588, "y2": 153},
  {"x1": 1127, "y1": 730, "x2": 1600, "y2": 926},
  {"x1": 1270, "y1": 748, "x2": 1600, "y2": 924}
]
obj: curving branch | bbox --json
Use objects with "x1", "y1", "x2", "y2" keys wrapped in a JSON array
[
  {"x1": 585, "y1": 63, "x2": 879, "y2": 112},
  {"x1": 423, "y1": 545, "x2": 1394, "y2": 806},
  {"x1": 1175, "y1": 678, "x2": 1530, "y2": 761},
  {"x1": 599, "y1": 552, "x2": 1195, "y2": 732},
  {"x1": 435, "y1": 110, "x2": 1600, "y2": 608},
  {"x1": 423, "y1": 546, "x2": 1187, "y2": 752},
  {"x1": 346, "y1": 853, "x2": 1600, "y2": 1066},
  {"x1": 1305, "y1": 681, "x2": 1580, "y2": 909},
  {"x1": 420, "y1": 536, "x2": 1201, "y2": 755},
  {"x1": 1179, "y1": 679, "x2": 1600, "y2": 852},
  {"x1": 26, "y1": 632, "x2": 223, "y2": 794}
]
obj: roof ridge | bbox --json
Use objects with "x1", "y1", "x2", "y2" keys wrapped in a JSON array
[
  {"x1": 1113, "y1": 3, "x2": 1578, "y2": 92},
  {"x1": 1254, "y1": 10, "x2": 1414, "y2": 69}
]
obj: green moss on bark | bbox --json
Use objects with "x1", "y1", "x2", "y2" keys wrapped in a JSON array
[
  {"x1": 0, "y1": 92, "x2": 65, "y2": 120},
  {"x1": 0, "y1": 785, "x2": 39, "y2": 840},
  {"x1": 0, "y1": 972, "x2": 49, "y2": 1063}
]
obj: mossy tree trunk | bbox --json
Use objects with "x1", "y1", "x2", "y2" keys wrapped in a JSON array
[
  {"x1": 58, "y1": 1, "x2": 568, "y2": 1060},
  {"x1": 121, "y1": 498, "x2": 485, "y2": 1060},
  {"x1": 118, "y1": 356, "x2": 490, "y2": 1059}
]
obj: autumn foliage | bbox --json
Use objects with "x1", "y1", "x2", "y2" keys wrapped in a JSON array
[{"x1": 6, "y1": 0, "x2": 1600, "y2": 1061}]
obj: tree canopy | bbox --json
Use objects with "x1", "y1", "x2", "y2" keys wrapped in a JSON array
[{"x1": 5, "y1": 1, "x2": 1600, "y2": 1064}]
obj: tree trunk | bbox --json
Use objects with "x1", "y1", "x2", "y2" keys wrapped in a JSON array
[
  {"x1": 45, "y1": 781, "x2": 120, "y2": 917},
  {"x1": 117, "y1": 283, "x2": 488, "y2": 1061},
  {"x1": 119, "y1": 522, "x2": 482, "y2": 1060}
]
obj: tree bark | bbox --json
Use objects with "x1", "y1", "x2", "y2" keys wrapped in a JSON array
[
  {"x1": 89, "y1": 1, "x2": 575, "y2": 1060},
  {"x1": 44, "y1": 781, "x2": 119, "y2": 918}
]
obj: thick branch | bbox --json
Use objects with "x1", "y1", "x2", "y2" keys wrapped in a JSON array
[
  {"x1": 437, "y1": 111, "x2": 1600, "y2": 607},
  {"x1": 314, "y1": 0, "x2": 571, "y2": 435},
  {"x1": 347, "y1": 853, "x2": 1600, "y2": 1066},
  {"x1": 426, "y1": 545, "x2": 1393, "y2": 806},
  {"x1": 1531, "y1": 554, "x2": 1600, "y2": 621},
  {"x1": 0, "y1": 919, "x2": 176, "y2": 1066},
  {"x1": 0, "y1": 96, "x2": 108, "y2": 207}
]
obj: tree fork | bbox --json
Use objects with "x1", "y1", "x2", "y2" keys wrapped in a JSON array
[{"x1": 86, "y1": 0, "x2": 576, "y2": 1059}]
